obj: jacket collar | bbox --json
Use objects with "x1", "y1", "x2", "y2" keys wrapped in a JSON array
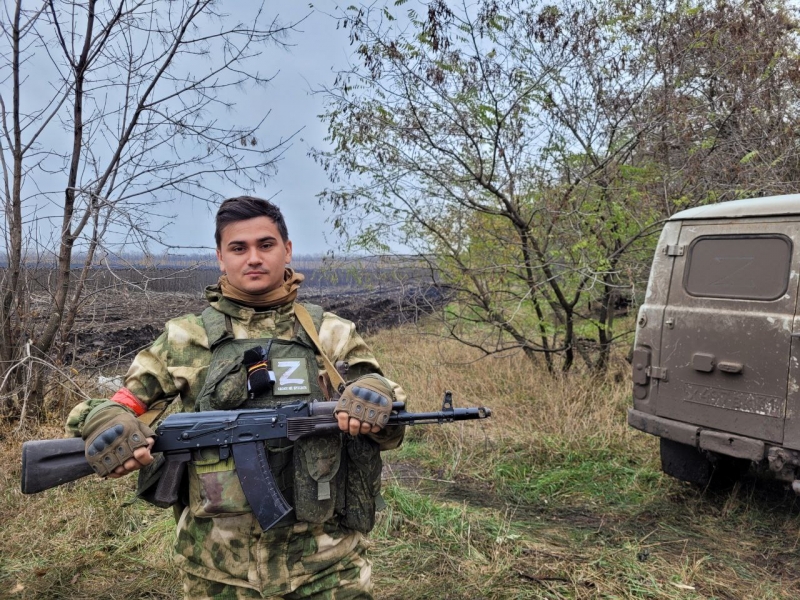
[{"x1": 204, "y1": 285, "x2": 296, "y2": 325}]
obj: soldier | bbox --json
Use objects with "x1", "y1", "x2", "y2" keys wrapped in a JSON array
[{"x1": 66, "y1": 196, "x2": 406, "y2": 599}]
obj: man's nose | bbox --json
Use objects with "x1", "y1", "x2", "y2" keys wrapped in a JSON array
[{"x1": 246, "y1": 248, "x2": 262, "y2": 264}]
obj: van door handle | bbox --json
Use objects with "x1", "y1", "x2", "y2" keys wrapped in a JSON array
[
  {"x1": 718, "y1": 361, "x2": 743, "y2": 374},
  {"x1": 792, "y1": 332, "x2": 800, "y2": 338}
]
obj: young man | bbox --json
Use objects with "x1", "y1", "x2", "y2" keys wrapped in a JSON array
[{"x1": 66, "y1": 196, "x2": 406, "y2": 599}]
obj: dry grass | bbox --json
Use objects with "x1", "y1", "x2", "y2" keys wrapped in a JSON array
[
  {"x1": 2, "y1": 322, "x2": 800, "y2": 599},
  {"x1": 367, "y1": 328, "x2": 800, "y2": 599},
  {"x1": 0, "y1": 422, "x2": 177, "y2": 599}
]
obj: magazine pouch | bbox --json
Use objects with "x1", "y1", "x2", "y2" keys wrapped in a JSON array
[
  {"x1": 293, "y1": 434, "x2": 343, "y2": 523},
  {"x1": 341, "y1": 435, "x2": 383, "y2": 533}
]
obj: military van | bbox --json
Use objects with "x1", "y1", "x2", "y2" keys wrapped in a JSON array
[{"x1": 628, "y1": 195, "x2": 800, "y2": 489}]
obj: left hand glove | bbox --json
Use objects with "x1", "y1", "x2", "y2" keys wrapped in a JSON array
[{"x1": 334, "y1": 374, "x2": 394, "y2": 435}]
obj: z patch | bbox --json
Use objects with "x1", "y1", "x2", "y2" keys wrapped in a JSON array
[{"x1": 272, "y1": 357, "x2": 311, "y2": 395}]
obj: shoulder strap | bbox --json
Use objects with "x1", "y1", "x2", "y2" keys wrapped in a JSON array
[
  {"x1": 293, "y1": 302, "x2": 323, "y2": 341},
  {"x1": 200, "y1": 306, "x2": 234, "y2": 350},
  {"x1": 294, "y1": 303, "x2": 346, "y2": 391}
]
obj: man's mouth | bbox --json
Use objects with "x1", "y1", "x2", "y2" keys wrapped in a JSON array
[{"x1": 244, "y1": 271, "x2": 267, "y2": 276}]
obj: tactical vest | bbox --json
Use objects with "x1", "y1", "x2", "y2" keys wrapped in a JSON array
[
  {"x1": 186, "y1": 302, "x2": 382, "y2": 533},
  {"x1": 195, "y1": 303, "x2": 326, "y2": 412}
]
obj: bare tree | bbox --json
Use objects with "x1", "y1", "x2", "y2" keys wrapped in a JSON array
[{"x1": 0, "y1": 0, "x2": 296, "y2": 418}]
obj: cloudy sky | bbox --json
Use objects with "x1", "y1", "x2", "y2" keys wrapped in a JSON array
[
  {"x1": 1, "y1": 2, "x2": 388, "y2": 260},
  {"x1": 165, "y1": 2, "x2": 357, "y2": 256}
]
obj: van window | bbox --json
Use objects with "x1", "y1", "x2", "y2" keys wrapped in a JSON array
[{"x1": 684, "y1": 235, "x2": 792, "y2": 301}]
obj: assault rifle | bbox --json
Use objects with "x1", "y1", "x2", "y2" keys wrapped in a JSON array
[{"x1": 21, "y1": 393, "x2": 490, "y2": 531}]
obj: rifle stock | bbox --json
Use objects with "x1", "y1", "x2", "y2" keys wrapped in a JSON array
[{"x1": 21, "y1": 437, "x2": 95, "y2": 494}]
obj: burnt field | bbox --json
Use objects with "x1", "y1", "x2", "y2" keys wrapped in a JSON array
[{"x1": 53, "y1": 275, "x2": 447, "y2": 372}]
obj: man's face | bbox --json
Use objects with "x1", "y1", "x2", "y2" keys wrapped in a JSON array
[{"x1": 216, "y1": 216, "x2": 293, "y2": 295}]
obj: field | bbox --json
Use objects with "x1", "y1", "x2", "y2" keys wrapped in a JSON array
[
  {"x1": 44, "y1": 268, "x2": 443, "y2": 376},
  {"x1": 2, "y1": 287, "x2": 800, "y2": 599}
]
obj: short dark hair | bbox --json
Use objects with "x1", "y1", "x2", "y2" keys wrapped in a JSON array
[{"x1": 215, "y1": 196, "x2": 289, "y2": 247}]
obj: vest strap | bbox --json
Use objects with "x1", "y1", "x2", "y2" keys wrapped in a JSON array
[{"x1": 294, "y1": 303, "x2": 346, "y2": 392}]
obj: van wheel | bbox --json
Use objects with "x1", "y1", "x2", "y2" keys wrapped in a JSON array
[
  {"x1": 706, "y1": 453, "x2": 751, "y2": 488},
  {"x1": 660, "y1": 438, "x2": 712, "y2": 485},
  {"x1": 660, "y1": 439, "x2": 750, "y2": 487}
]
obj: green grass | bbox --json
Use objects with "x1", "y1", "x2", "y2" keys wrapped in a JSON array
[
  {"x1": 371, "y1": 462, "x2": 800, "y2": 599},
  {"x1": 495, "y1": 450, "x2": 665, "y2": 509},
  {"x1": 4, "y1": 325, "x2": 800, "y2": 598}
]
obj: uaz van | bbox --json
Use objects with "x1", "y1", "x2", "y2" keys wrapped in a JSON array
[{"x1": 628, "y1": 195, "x2": 800, "y2": 488}]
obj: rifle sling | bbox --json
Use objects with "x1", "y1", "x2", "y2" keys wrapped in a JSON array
[
  {"x1": 138, "y1": 397, "x2": 175, "y2": 427},
  {"x1": 294, "y1": 303, "x2": 346, "y2": 392}
]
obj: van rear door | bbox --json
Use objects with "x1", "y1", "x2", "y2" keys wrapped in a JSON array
[{"x1": 656, "y1": 220, "x2": 800, "y2": 444}]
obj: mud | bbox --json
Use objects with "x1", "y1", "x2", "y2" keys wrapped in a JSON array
[
  {"x1": 62, "y1": 283, "x2": 448, "y2": 370},
  {"x1": 302, "y1": 283, "x2": 448, "y2": 334}
]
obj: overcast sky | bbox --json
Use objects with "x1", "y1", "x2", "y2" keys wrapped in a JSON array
[
  {"x1": 139, "y1": 2, "x2": 358, "y2": 257},
  {"x1": 0, "y1": 2, "x2": 385, "y2": 260}
]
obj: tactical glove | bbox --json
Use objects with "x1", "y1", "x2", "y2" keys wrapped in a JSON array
[
  {"x1": 83, "y1": 403, "x2": 155, "y2": 477},
  {"x1": 334, "y1": 374, "x2": 394, "y2": 429}
]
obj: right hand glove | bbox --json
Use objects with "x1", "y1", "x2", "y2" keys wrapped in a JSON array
[{"x1": 83, "y1": 404, "x2": 155, "y2": 477}]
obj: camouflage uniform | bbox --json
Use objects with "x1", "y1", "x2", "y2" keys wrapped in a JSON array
[{"x1": 67, "y1": 286, "x2": 405, "y2": 599}]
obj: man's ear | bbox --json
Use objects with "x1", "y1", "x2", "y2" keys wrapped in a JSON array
[
  {"x1": 284, "y1": 240, "x2": 293, "y2": 265},
  {"x1": 216, "y1": 247, "x2": 225, "y2": 273}
]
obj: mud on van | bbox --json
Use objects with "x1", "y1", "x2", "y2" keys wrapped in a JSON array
[{"x1": 628, "y1": 195, "x2": 800, "y2": 489}]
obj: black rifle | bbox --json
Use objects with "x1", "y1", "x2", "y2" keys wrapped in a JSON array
[{"x1": 21, "y1": 392, "x2": 490, "y2": 531}]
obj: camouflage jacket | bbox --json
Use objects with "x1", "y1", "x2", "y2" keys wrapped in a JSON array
[
  {"x1": 67, "y1": 285, "x2": 406, "y2": 450},
  {"x1": 66, "y1": 286, "x2": 404, "y2": 595}
]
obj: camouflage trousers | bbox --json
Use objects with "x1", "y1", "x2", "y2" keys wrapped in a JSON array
[
  {"x1": 175, "y1": 510, "x2": 373, "y2": 600},
  {"x1": 182, "y1": 566, "x2": 373, "y2": 599}
]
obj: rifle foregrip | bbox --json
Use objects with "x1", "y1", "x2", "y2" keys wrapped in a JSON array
[{"x1": 21, "y1": 437, "x2": 95, "y2": 494}]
